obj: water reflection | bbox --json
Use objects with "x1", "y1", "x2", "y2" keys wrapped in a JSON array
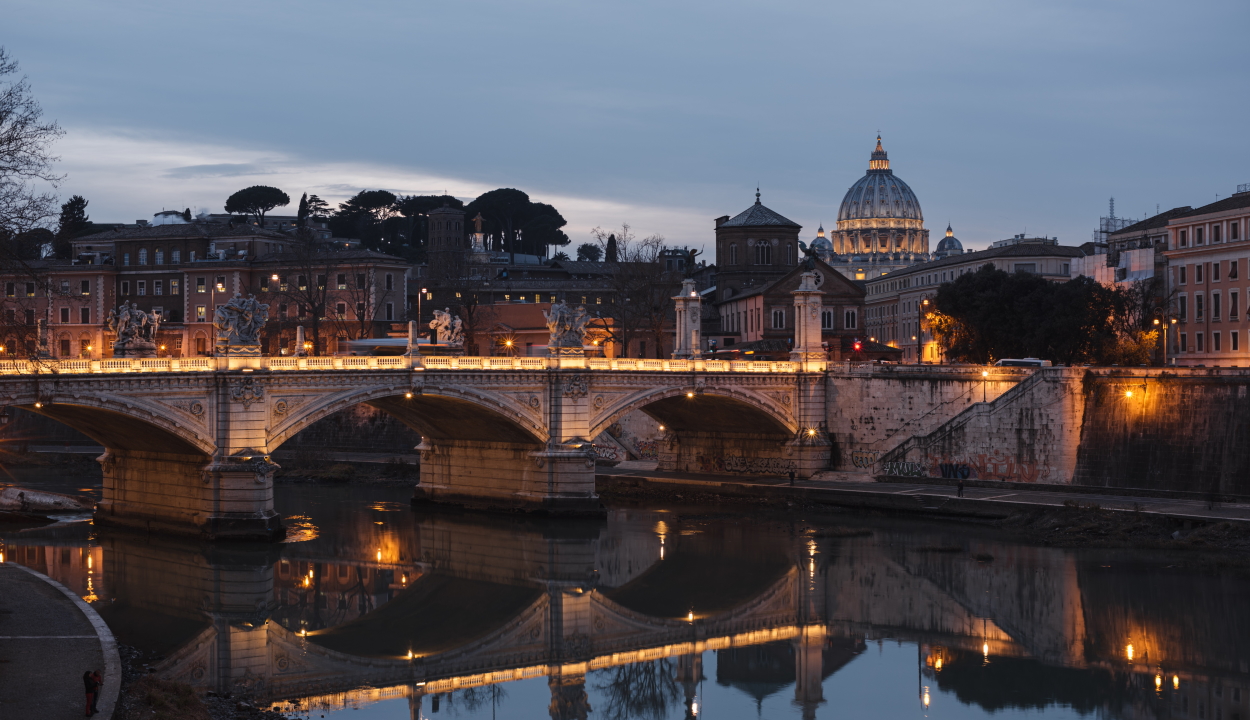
[{"x1": 2, "y1": 483, "x2": 1249, "y2": 720}]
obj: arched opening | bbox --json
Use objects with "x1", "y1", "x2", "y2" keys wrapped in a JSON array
[{"x1": 24, "y1": 402, "x2": 208, "y2": 456}]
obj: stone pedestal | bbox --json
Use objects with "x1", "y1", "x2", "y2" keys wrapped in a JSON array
[
  {"x1": 112, "y1": 341, "x2": 157, "y2": 358},
  {"x1": 671, "y1": 279, "x2": 702, "y2": 359},
  {"x1": 790, "y1": 272, "x2": 827, "y2": 372},
  {"x1": 412, "y1": 440, "x2": 601, "y2": 515}
]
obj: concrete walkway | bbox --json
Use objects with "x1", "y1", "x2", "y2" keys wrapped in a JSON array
[
  {"x1": 0, "y1": 563, "x2": 120, "y2": 719},
  {"x1": 598, "y1": 467, "x2": 1250, "y2": 524}
]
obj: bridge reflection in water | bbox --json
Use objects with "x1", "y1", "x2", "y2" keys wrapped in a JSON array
[{"x1": 4, "y1": 490, "x2": 1249, "y2": 720}]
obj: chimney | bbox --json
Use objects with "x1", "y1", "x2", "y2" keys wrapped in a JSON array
[{"x1": 714, "y1": 215, "x2": 730, "y2": 228}]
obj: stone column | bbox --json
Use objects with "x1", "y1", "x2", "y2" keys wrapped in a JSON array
[
  {"x1": 790, "y1": 272, "x2": 826, "y2": 372},
  {"x1": 671, "y1": 279, "x2": 702, "y2": 359},
  {"x1": 405, "y1": 320, "x2": 421, "y2": 356},
  {"x1": 293, "y1": 325, "x2": 306, "y2": 356}
]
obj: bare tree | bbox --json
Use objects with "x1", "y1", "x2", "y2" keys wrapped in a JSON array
[
  {"x1": 0, "y1": 47, "x2": 64, "y2": 249},
  {"x1": 326, "y1": 261, "x2": 402, "y2": 340},
  {"x1": 258, "y1": 231, "x2": 339, "y2": 355},
  {"x1": 590, "y1": 224, "x2": 681, "y2": 358}
]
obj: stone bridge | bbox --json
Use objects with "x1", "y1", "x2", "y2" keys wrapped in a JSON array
[{"x1": 0, "y1": 354, "x2": 828, "y2": 539}]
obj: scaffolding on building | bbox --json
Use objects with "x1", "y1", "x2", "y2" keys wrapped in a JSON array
[{"x1": 1093, "y1": 197, "x2": 1138, "y2": 243}]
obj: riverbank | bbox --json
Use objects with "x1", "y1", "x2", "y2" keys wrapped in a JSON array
[
  {"x1": 0, "y1": 562, "x2": 120, "y2": 719},
  {"x1": 596, "y1": 469, "x2": 1250, "y2": 552}
]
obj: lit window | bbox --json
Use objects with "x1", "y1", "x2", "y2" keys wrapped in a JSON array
[
  {"x1": 196, "y1": 305, "x2": 206, "y2": 321},
  {"x1": 80, "y1": 280, "x2": 90, "y2": 295}
]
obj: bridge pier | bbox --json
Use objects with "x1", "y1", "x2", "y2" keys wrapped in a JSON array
[
  {"x1": 412, "y1": 439, "x2": 600, "y2": 514},
  {"x1": 95, "y1": 450, "x2": 284, "y2": 540}
]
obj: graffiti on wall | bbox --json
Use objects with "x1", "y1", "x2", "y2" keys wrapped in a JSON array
[
  {"x1": 881, "y1": 461, "x2": 927, "y2": 477},
  {"x1": 592, "y1": 444, "x2": 619, "y2": 461},
  {"x1": 633, "y1": 439, "x2": 659, "y2": 460},
  {"x1": 851, "y1": 450, "x2": 879, "y2": 469},
  {"x1": 697, "y1": 455, "x2": 797, "y2": 475},
  {"x1": 927, "y1": 454, "x2": 1052, "y2": 483}
]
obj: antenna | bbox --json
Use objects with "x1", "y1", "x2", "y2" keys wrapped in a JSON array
[{"x1": 1109, "y1": 197, "x2": 1116, "y2": 222}]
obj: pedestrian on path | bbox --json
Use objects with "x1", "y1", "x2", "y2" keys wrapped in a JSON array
[
  {"x1": 91, "y1": 671, "x2": 102, "y2": 716},
  {"x1": 788, "y1": 470, "x2": 796, "y2": 486},
  {"x1": 83, "y1": 670, "x2": 99, "y2": 716},
  {"x1": 957, "y1": 479, "x2": 965, "y2": 498}
]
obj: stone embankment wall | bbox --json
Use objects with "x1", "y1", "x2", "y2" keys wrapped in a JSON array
[
  {"x1": 1072, "y1": 370, "x2": 1250, "y2": 496},
  {"x1": 826, "y1": 366, "x2": 1027, "y2": 473},
  {"x1": 861, "y1": 366, "x2": 1250, "y2": 495}
]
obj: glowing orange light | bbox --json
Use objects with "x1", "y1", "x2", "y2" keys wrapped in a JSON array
[
  {"x1": 1125, "y1": 390, "x2": 1133, "y2": 398},
  {"x1": 1127, "y1": 644, "x2": 1134, "y2": 660},
  {"x1": 686, "y1": 392, "x2": 694, "y2": 398},
  {"x1": 1155, "y1": 674, "x2": 1162, "y2": 689},
  {"x1": 687, "y1": 611, "x2": 694, "y2": 622},
  {"x1": 1173, "y1": 676, "x2": 1180, "y2": 689},
  {"x1": 404, "y1": 392, "x2": 413, "y2": 399}
]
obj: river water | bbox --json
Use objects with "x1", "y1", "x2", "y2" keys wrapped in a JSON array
[{"x1": 2, "y1": 473, "x2": 1248, "y2": 720}]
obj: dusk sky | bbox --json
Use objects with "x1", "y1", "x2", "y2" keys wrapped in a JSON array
[{"x1": 8, "y1": 0, "x2": 1249, "y2": 252}]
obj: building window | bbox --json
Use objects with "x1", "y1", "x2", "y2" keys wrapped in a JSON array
[
  {"x1": 189, "y1": 250, "x2": 196, "y2": 262},
  {"x1": 335, "y1": 303, "x2": 346, "y2": 318},
  {"x1": 1179, "y1": 295, "x2": 1187, "y2": 322},
  {"x1": 385, "y1": 302, "x2": 394, "y2": 321},
  {"x1": 845, "y1": 309, "x2": 857, "y2": 329},
  {"x1": 155, "y1": 249, "x2": 164, "y2": 265},
  {"x1": 356, "y1": 273, "x2": 366, "y2": 289},
  {"x1": 278, "y1": 304, "x2": 287, "y2": 318},
  {"x1": 1196, "y1": 265, "x2": 1204, "y2": 283},
  {"x1": 195, "y1": 335, "x2": 206, "y2": 354},
  {"x1": 298, "y1": 275, "x2": 307, "y2": 291},
  {"x1": 1196, "y1": 227, "x2": 1204, "y2": 245},
  {"x1": 1231, "y1": 290, "x2": 1239, "y2": 320},
  {"x1": 1214, "y1": 262, "x2": 1221, "y2": 282},
  {"x1": 821, "y1": 309, "x2": 833, "y2": 329},
  {"x1": 787, "y1": 244, "x2": 795, "y2": 266},
  {"x1": 1214, "y1": 331, "x2": 1222, "y2": 352},
  {"x1": 23, "y1": 308, "x2": 33, "y2": 325},
  {"x1": 1197, "y1": 332, "x2": 1205, "y2": 352},
  {"x1": 1180, "y1": 333, "x2": 1188, "y2": 352},
  {"x1": 170, "y1": 280, "x2": 179, "y2": 295},
  {"x1": 1233, "y1": 331, "x2": 1240, "y2": 352},
  {"x1": 771, "y1": 309, "x2": 785, "y2": 329},
  {"x1": 3, "y1": 283, "x2": 11, "y2": 297},
  {"x1": 356, "y1": 302, "x2": 365, "y2": 318},
  {"x1": 1213, "y1": 225, "x2": 1222, "y2": 243},
  {"x1": 59, "y1": 338, "x2": 70, "y2": 356},
  {"x1": 1232, "y1": 261, "x2": 1240, "y2": 280},
  {"x1": 138, "y1": 249, "x2": 147, "y2": 265},
  {"x1": 1179, "y1": 266, "x2": 1187, "y2": 284},
  {"x1": 59, "y1": 307, "x2": 69, "y2": 323},
  {"x1": 80, "y1": 307, "x2": 90, "y2": 324},
  {"x1": 337, "y1": 274, "x2": 347, "y2": 290},
  {"x1": 1179, "y1": 229, "x2": 1187, "y2": 247},
  {"x1": 172, "y1": 249, "x2": 181, "y2": 264},
  {"x1": 729, "y1": 244, "x2": 737, "y2": 265},
  {"x1": 1231, "y1": 221, "x2": 1240, "y2": 241},
  {"x1": 1196, "y1": 294, "x2": 1204, "y2": 320},
  {"x1": 197, "y1": 277, "x2": 206, "y2": 293},
  {"x1": 1014, "y1": 263, "x2": 1037, "y2": 274},
  {"x1": 1213, "y1": 292, "x2": 1221, "y2": 320},
  {"x1": 121, "y1": 281, "x2": 130, "y2": 295},
  {"x1": 385, "y1": 273, "x2": 394, "y2": 291},
  {"x1": 80, "y1": 280, "x2": 90, "y2": 295},
  {"x1": 196, "y1": 305, "x2": 206, "y2": 321},
  {"x1": 755, "y1": 243, "x2": 772, "y2": 266},
  {"x1": 123, "y1": 253, "x2": 130, "y2": 266},
  {"x1": 137, "y1": 281, "x2": 146, "y2": 296}
]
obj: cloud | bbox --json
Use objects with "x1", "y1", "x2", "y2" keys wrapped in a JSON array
[
  {"x1": 53, "y1": 128, "x2": 712, "y2": 248},
  {"x1": 163, "y1": 163, "x2": 276, "y2": 179}
]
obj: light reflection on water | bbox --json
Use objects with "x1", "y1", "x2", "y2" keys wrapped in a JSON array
[{"x1": 2, "y1": 479, "x2": 1248, "y2": 720}]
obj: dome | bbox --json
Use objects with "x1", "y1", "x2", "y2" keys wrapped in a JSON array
[
  {"x1": 836, "y1": 137, "x2": 923, "y2": 223},
  {"x1": 934, "y1": 224, "x2": 964, "y2": 257},
  {"x1": 809, "y1": 224, "x2": 834, "y2": 261}
]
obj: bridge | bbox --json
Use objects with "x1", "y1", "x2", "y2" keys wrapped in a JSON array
[{"x1": 0, "y1": 353, "x2": 829, "y2": 539}]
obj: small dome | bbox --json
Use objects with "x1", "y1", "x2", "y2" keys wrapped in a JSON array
[
  {"x1": 935, "y1": 224, "x2": 964, "y2": 257},
  {"x1": 809, "y1": 224, "x2": 834, "y2": 260}
]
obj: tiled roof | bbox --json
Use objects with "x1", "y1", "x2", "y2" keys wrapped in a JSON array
[
  {"x1": 76, "y1": 222, "x2": 290, "y2": 241},
  {"x1": 1174, "y1": 192, "x2": 1250, "y2": 220},
  {"x1": 254, "y1": 248, "x2": 407, "y2": 264},
  {"x1": 720, "y1": 199, "x2": 800, "y2": 228},
  {"x1": 870, "y1": 242, "x2": 1084, "y2": 282},
  {"x1": 1109, "y1": 206, "x2": 1193, "y2": 237}
]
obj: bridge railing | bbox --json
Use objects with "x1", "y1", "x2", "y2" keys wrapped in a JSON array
[{"x1": 0, "y1": 355, "x2": 808, "y2": 374}]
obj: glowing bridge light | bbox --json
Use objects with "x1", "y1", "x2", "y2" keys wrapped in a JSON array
[
  {"x1": 1155, "y1": 674, "x2": 1162, "y2": 689},
  {"x1": 982, "y1": 642, "x2": 989, "y2": 659},
  {"x1": 1126, "y1": 643, "x2": 1134, "y2": 661},
  {"x1": 1173, "y1": 675, "x2": 1180, "y2": 689},
  {"x1": 1125, "y1": 390, "x2": 1134, "y2": 398}
]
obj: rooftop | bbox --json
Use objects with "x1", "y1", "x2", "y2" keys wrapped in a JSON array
[
  {"x1": 869, "y1": 241, "x2": 1085, "y2": 283},
  {"x1": 77, "y1": 221, "x2": 290, "y2": 241},
  {"x1": 720, "y1": 192, "x2": 800, "y2": 228},
  {"x1": 1109, "y1": 206, "x2": 1194, "y2": 237},
  {"x1": 1172, "y1": 191, "x2": 1250, "y2": 221}
]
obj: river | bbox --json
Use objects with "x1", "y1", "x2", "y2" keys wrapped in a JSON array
[{"x1": 2, "y1": 472, "x2": 1248, "y2": 720}]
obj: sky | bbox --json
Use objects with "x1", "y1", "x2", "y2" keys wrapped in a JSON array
[{"x1": 6, "y1": 0, "x2": 1250, "y2": 253}]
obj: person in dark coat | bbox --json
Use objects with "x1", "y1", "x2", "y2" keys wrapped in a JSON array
[
  {"x1": 788, "y1": 470, "x2": 796, "y2": 486},
  {"x1": 83, "y1": 670, "x2": 99, "y2": 716},
  {"x1": 957, "y1": 478, "x2": 965, "y2": 497},
  {"x1": 91, "y1": 671, "x2": 103, "y2": 715}
]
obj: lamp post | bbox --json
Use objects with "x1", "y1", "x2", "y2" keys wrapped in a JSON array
[
  {"x1": 917, "y1": 297, "x2": 929, "y2": 364},
  {"x1": 1154, "y1": 313, "x2": 1178, "y2": 366},
  {"x1": 982, "y1": 369, "x2": 989, "y2": 403}
]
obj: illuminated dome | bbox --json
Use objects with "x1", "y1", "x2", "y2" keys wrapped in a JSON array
[
  {"x1": 934, "y1": 224, "x2": 964, "y2": 258},
  {"x1": 836, "y1": 137, "x2": 923, "y2": 223}
]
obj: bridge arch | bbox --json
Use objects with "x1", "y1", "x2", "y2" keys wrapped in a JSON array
[
  {"x1": 589, "y1": 384, "x2": 797, "y2": 440},
  {"x1": 266, "y1": 384, "x2": 548, "y2": 453},
  {"x1": 18, "y1": 394, "x2": 214, "y2": 457}
]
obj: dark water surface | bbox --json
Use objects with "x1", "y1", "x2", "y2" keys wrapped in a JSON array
[{"x1": 3, "y1": 475, "x2": 1249, "y2": 720}]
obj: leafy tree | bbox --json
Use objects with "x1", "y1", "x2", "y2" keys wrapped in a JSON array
[
  {"x1": 553, "y1": 250, "x2": 570, "y2": 261},
  {"x1": 224, "y1": 185, "x2": 290, "y2": 225},
  {"x1": 464, "y1": 188, "x2": 569, "y2": 261},
  {"x1": 53, "y1": 194, "x2": 89, "y2": 258},
  {"x1": 575, "y1": 242, "x2": 602, "y2": 262},
  {"x1": 329, "y1": 190, "x2": 402, "y2": 252}
]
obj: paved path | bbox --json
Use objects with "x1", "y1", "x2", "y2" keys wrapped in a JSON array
[
  {"x1": 599, "y1": 467, "x2": 1250, "y2": 524},
  {"x1": 0, "y1": 563, "x2": 120, "y2": 719}
]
